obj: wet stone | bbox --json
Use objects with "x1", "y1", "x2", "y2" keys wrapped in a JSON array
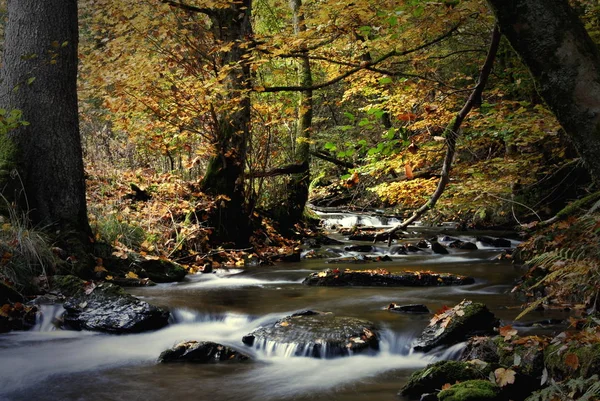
[
  {"x1": 303, "y1": 269, "x2": 475, "y2": 287},
  {"x1": 413, "y1": 300, "x2": 498, "y2": 352},
  {"x1": 387, "y1": 303, "x2": 430, "y2": 314},
  {"x1": 63, "y1": 282, "x2": 170, "y2": 334},
  {"x1": 477, "y1": 236, "x2": 512, "y2": 248},
  {"x1": 159, "y1": 341, "x2": 250, "y2": 363},
  {"x1": 242, "y1": 310, "x2": 379, "y2": 358},
  {"x1": 430, "y1": 241, "x2": 449, "y2": 254},
  {"x1": 449, "y1": 240, "x2": 478, "y2": 250}
]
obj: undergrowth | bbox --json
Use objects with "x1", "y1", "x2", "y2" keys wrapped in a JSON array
[
  {"x1": 0, "y1": 198, "x2": 54, "y2": 293},
  {"x1": 516, "y1": 211, "x2": 600, "y2": 318}
]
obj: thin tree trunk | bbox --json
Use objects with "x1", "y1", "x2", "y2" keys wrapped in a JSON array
[
  {"x1": 0, "y1": 0, "x2": 89, "y2": 235},
  {"x1": 284, "y1": 0, "x2": 313, "y2": 228},
  {"x1": 375, "y1": 25, "x2": 502, "y2": 245},
  {"x1": 486, "y1": 0, "x2": 600, "y2": 185}
]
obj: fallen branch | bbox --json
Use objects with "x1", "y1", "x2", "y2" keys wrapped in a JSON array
[
  {"x1": 310, "y1": 150, "x2": 355, "y2": 169},
  {"x1": 374, "y1": 25, "x2": 501, "y2": 245}
]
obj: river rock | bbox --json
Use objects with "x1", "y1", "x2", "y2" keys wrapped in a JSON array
[
  {"x1": 242, "y1": 310, "x2": 379, "y2": 358},
  {"x1": 63, "y1": 282, "x2": 169, "y2": 333},
  {"x1": 302, "y1": 248, "x2": 343, "y2": 259},
  {"x1": 413, "y1": 300, "x2": 498, "y2": 352},
  {"x1": 303, "y1": 269, "x2": 475, "y2": 287},
  {"x1": 449, "y1": 240, "x2": 478, "y2": 250},
  {"x1": 430, "y1": 241, "x2": 449, "y2": 254},
  {"x1": 159, "y1": 341, "x2": 250, "y2": 363},
  {"x1": 477, "y1": 236, "x2": 512, "y2": 248},
  {"x1": 387, "y1": 303, "x2": 430, "y2": 314},
  {"x1": 399, "y1": 360, "x2": 494, "y2": 398},
  {"x1": 390, "y1": 245, "x2": 408, "y2": 255},
  {"x1": 344, "y1": 245, "x2": 375, "y2": 252}
]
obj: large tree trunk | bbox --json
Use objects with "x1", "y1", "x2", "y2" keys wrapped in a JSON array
[
  {"x1": 486, "y1": 0, "x2": 600, "y2": 185},
  {"x1": 0, "y1": 0, "x2": 90, "y2": 235},
  {"x1": 282, "y1": 0, "x2": 312, "y2": 229},
  {"x1": 200, "y1": 1, "x2": 253, "y2": 246}
]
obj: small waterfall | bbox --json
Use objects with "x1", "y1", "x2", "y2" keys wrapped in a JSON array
[
  {"x1": 32, "y1": 304, "x2": 65, "y2": 332},
  {"x1": 378, "y1": 328, "x2": 415, "y2": 356},
  {"x1": 315, "y1": 212, "x2": 402, "y2": 228},
  {"x1": 253, "y1": 338, "x2": 308, "y2": 358}
]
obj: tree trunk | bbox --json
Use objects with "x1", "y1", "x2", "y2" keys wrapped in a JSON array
[
  {"x1": 486, "y1": 0, "x2": 600, "y2": 185},
  {"x1": 0, "y1": 0, "x2": 90, "y2": 235},
  {"x1": 200, "y1": 1, "x2": 253, "y2": 246},
  {"x1": 283, "y1": 0, "x2": 313, "y2": 229}
]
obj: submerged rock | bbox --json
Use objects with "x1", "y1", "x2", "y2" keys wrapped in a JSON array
[
  {"x1": 242, "y1": 310, "x2": 379, "y2": 358},
  {"x1": 413, "y1": 300, "x2": 498, "y2": 352},
  {"x1": 344, "y1": 245, "x2": 375, "y2": 253},
  {"x1": 159, "y1": 341, "x2": 250, "y2": 363},
  {"x1": 477, "y1": 236, "x2": 512, "y2": 248},
  {"x1": 400, "y1": 360, "x2": 494, "y2": 398},
  {"x1": 303, "y1": 269, "x2": 475, "y2": 287},
  {"x1": 387, "y1": 303, "x2": 430, "y2": 314},
  {"x1": 63, "y1": 282, "x2": 169, "y2": 333}
]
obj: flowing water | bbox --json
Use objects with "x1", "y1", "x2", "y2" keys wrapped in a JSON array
[{"x1": 0, "y1": 220, "x2": 565, "y2": 401}]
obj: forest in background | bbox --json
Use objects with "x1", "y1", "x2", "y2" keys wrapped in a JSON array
[
  {"x1": 0, "y1": 0, "x2": 599, "y2": 357},
  {"x1": 2, "y1": 1, "x2": 600, "y2": 400}
]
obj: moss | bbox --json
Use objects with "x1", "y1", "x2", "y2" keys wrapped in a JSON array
[
  {"x1": 544, "y1": 342, "x2": 600, "y2": 380},
  {"x1": 437, "y1": 380, "x2": 501, "y2": 401},
  {"x1": 494, "y1": 336, "x2": 545, "y2": 378},
  {"x1": 400, "y1": 360, "x2": 492, "y2": 398},
  {"x1": 555, "y1": 190, "x2": 600, "y2": 220},
  {"x1": 50, "y1": 275, "x2": 85, "y2": 297}
]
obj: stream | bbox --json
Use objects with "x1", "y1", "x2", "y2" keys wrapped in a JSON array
[{"x1": 0, "y1": 214, "x2": 564, "y2": 401}]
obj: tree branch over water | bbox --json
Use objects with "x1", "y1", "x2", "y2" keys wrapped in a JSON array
[{"x1": 374, "y1": 24, "x2": 502, "y2": 246}]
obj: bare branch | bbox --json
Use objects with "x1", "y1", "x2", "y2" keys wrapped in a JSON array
[
  {"x1": 260, "y1": 23, "x2": 462, "y2": 93},
  {"x1": 374, "y1": 24, "x2": 502, "y2": 245}
]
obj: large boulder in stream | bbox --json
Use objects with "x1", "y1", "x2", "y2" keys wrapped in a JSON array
[
  {"x1": 413, "y1": 300, "x2": 499, "y2": 352},
  {"x1": 303, "y1": 269, "x2": 475, "y2": 287},
  {"x1": 242, "y1": 310, "x2": 379, "y2": 358},
  {"x1": 62, "y1": 280, "x2": 169, "y2": 333},
  {"x1": 159, "y1": 341, "x2": 250, "y2": 363}
]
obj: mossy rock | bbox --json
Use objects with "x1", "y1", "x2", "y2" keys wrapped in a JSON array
[
  {"x1": 544, "y1": 342, "x2": 600, "y2": 380},
  {"x1": 63, "y1": 282, "x2": 168, "y2": 333},
  {"x1": 437, "y1": 380, "x2": 501, "y2": 401},
  {"x1": 413, "y1": 300, "x2": 499, "y2": 352},
  {"x1": 400, "y1": 360, "x2": 493, "y2": 398},
  {"x1": 462, "y1": 335, "x2": 545, "y2": 378},
  {"x1": 50, "y1": 275, "x2": 86, "y2": 297},
  {"x1": 104, "y1": 254, "x2": 187, "y2": 283}
]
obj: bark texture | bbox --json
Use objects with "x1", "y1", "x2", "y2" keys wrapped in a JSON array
[
  {"x1": 284, "y1": 0, "x2": 313, "y2": 229},
  {"x1": 0, "y1": 0, "x2": 89, "y2": 233},
  {"x1": 487, "y1": 0, "x2": 600, "y2": 184},
  {"x1": 199, "y1": 1, "x2": 253, "y2": 245}
]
